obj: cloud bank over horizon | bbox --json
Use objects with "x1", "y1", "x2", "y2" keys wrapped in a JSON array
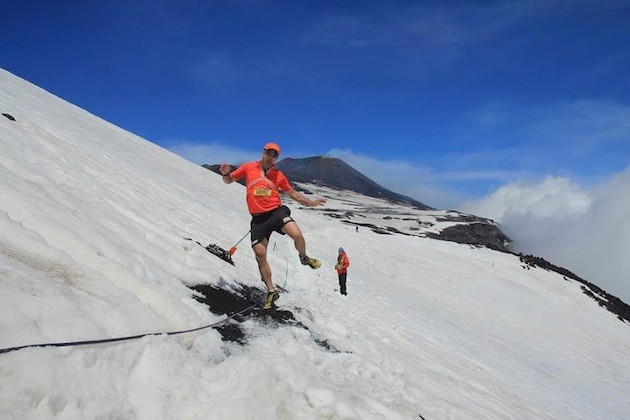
[{"x1": 462, "y1": 167, "x2": 630, "y2": 304}]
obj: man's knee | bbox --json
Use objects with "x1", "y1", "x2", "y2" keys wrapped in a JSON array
[{"x1": 253, "y1": 245, "x2": 267, "y2": 260}]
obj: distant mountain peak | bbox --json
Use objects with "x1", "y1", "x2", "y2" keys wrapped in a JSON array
[{"x1": 276, "y1": 156, "x2": 432, "y2": 210}]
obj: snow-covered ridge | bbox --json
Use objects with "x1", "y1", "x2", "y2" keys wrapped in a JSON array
[
  {"x1": 1, "y1": 68, "x2": 630, "y2": 418},
  {"x1": 295, "y1": 182, "x2": 510, "y2": 248}
]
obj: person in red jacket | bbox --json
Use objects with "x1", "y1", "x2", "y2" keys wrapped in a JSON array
[
  {"x1": 220, "y1": 142, "x2": 325, "y2": 309},
  {"x1": 335, "y1": 247, "x2": 350, "y2": 295}
]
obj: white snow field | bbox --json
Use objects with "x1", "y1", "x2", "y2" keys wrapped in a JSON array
[{"x1": 1, "y1": 68, "x2": 629, "y2": 419}]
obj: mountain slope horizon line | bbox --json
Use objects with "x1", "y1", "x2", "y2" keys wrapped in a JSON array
[{"x1": 204, "y1": 155, "x2": 433, "y2": 210}]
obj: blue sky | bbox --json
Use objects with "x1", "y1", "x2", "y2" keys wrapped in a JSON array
[{"x1": 2, "y1": 0, "x2": 629, "y2": 208}]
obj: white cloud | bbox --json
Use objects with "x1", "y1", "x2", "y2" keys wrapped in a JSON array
[
  {"x1": 462, "y1": 167, "x2": 630, "y2": 303},
  {"x1": 461, "y1": 176, "x2": 591, "y2": 222}
]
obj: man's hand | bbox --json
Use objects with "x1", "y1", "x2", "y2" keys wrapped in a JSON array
[
  {"x1": 220, "y1": 163, "x2": 234, "y2": 184},
  {"x1": 286, "y1": 189, "x2": 325, "y2": 207},
  {"x1": 310, "y1": 197, "x2": 326, "y2": 207}
]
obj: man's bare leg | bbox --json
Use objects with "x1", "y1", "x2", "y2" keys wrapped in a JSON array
[
  {"x1": 253, "y1": 239, "x2": 275, "y2": 291},
  {"x1": 281, "y1": 221, "x2": 307, "y2": 258}
]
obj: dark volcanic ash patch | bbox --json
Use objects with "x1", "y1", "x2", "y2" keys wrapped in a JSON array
[
  {"x1": 190, "y1": 284, "x2": 297, "y2": 343},
  {"x1": 190, "y1": 283, "x2": 340, "y2": 350}
]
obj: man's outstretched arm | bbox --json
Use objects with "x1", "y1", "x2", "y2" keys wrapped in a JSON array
[{"x1": 286, "y1": 189, "x2": 326, "y2": 207}]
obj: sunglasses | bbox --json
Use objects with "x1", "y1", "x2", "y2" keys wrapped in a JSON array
[{"x1": 264, "y1": 149, "x2": 279, "y2": 158}]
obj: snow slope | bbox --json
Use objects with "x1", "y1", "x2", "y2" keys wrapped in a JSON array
[
  {"x1": 1, "y1": 68, "x2": 629, "y2": 419},
  {"x1": 294, "y1": 182, "x2": 502, "y2": 237}
]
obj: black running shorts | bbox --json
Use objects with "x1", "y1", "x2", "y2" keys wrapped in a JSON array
[{"x1": 250, "y1": 205, "x2": 295, "y2": 247}]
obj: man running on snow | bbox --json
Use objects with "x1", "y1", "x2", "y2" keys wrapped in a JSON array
[{"x1": 220, "y1": 142, "x2": 325, "y2": 309}]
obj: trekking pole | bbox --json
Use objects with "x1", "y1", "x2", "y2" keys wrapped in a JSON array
[{"x1": 229, "y1": 230, "x2": 251, "y2": 255}]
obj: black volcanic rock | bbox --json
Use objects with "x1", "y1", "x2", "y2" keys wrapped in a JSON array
[
  {"x1": 519, "y1": 254, "x2": 630, "y2": 324},
  {"x1": 426, "y1": 222, "x2": 512, "y2": 252},
  {"x1": 276, "y1": 156, "x2": 432, "y2": 210}
]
